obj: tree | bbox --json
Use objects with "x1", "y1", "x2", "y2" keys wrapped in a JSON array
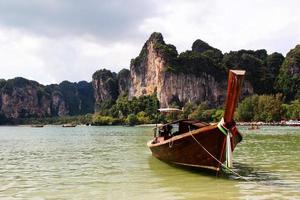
[
  {"x1": 137, "y1": 111, "x2": 151, "y2": 124},
  {"x1": 127, "y1": 114, "x2": 138, "y2": 126},
  {"x1": 283, "y1": 99, "x2": 300, "y2": 120},
  {"x1": 182, "y1": 102, "x2": 195, "y2": 119},
  {"x1": 276, "y1": 45, "x2": 300, "y2": 101},
  {"x1": 237, "y1": 95, "x2": 258, "y2": 121},
  {"x1": 189, "y1": 103, "x2": 209, "y2": 121},
  {"x1": 237, "y1": 94, "x2": 283, "y2": 122},
  {"x1": 256, "y1": 94, "x2": 282, "y2": 122}
]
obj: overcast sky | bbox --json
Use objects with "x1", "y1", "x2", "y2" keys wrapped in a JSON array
[{"x1": 0, "y1": 0, "x2": 300, "y2": 84}]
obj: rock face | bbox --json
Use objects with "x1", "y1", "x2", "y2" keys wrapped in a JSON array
[
  {"x1": 117, "y1": 69, "x2": 131, "y2": 96},
  {"x1": 130, "y1": 33, "x2": 166, "y2": 99},
  {"x1": 50, "y1": 90, "x2": 68, "y2": 116},
  {"x1": 76, "y1": 81, "x2": 95, "y2": 114},
  {"x1": 0, "y1": 77, "x2": 95, "y2": 120},
  {"x1": 92, "y1": 68, "x2": 131, "y2": 111},
  {"x1": 92, "y1": 69, "x2": 118, "y2": 111},
  {"x1": 0, "y1": 78, "x2": 52, "y2": 118},
  {"x1": 129, "y1": 32, "x2": 253, "y2": 107}
]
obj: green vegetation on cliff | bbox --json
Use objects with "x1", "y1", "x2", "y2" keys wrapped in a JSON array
[
  {"x1": 222, "y1": 50, "x2": 284, "y2": 94},
  {"x1": 276, "y1": 45, "x2": 300, "y2": 100},
  {"x1": 93, "y1": 69, "x2": 119, "y2": 105},
  {"x1": 132, "y1": 33, "x2": 293, "y2": 98}
]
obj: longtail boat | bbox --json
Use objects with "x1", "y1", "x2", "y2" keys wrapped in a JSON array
[{"x1": 147, "y1": 70, "x2": 245, "y2": 172}]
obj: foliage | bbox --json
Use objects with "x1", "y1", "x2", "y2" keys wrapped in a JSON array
[
  {"x1": 136, "y1": 111, "x2": 151, "y2": 124},
  {"x1": 189, "y1": 103, "x2": 209, "y2": 121},
  {"x1": 96, "y1": 100, "x2": 115, "y2": 116},
  {"x1": 93, "y1": 68, "x2": 119, "y2": 102},
  {"x1": 131, "y1": 32, "x2": 165, "y2": 67},
  {"x1": 263, "y1": 52, "x2": 285, "y2": 93},
  {"x1": 187, "y1": 103, "x2": 224, "y2": 122},
  {"x1": 126, "y1": 114, "x2": 138, "y2": 126},
  {"x1": 192, "y1": 39, "x2": 223, "y2": 66},
  {"x1": 212, "y1": 109, "x2": 224, "y2": 122},
  {"x1": 92, "y1": 114, "x2": 118, "y2": 125},
  {"x1": 192, "y1": 39, "x2": 215, "y2": 53},
  {"x1": 165, "y1": 50, "x2": 225, "y2": 80},
  {"x1": 223, "y1": 51, "x2": 266, "y2": 93},
  {"x1": 14, "y1": 114, "x2": 93, "y2": 125},
  {"x1": 202, "y1": 49, "x2": 223, "y2": 66},
  {"x1": 1, "y1": 77, "x2": 42, "y2": 95},
  {"x1": 154, "y1": 43, "x2": 178, "y2": 65},
  {"x1": 276, "y1": 45, "x2": 300, "y2": 100},
  {"x1": 282, "y1": 99, "x2": 300, "y2": 120},
  {"x1": 109, "y1": 94, "x2": 159, "y2": 120},
  {"x1": 117, "y1": 68, "x2": 130, "y2": 78},
  {"x1": 182, "y1": 102, "x2": 196, "y2": 119},
  {"x1": 237, "y1": 94, "x2": 283, "y2": 122},
  {"x1": 131, "y1": 46, "x2": 148, "y2": 67},
  {"x1": 0, "y1": 79, "x2": 6, "y2": 89},
  {"x1": 237, "y1": 95, "x2": 258, "y2": 121}
]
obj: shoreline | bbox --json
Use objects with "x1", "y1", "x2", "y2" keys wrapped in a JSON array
[
  {"x1": 237, "y1": 121, "x2": 300, "y2": 127},
  {"x1": 0, "y1": 123, "x2": 299, "y2": 127}
]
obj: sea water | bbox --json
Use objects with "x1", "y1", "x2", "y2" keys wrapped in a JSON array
[{"x1": 0, "y1": 125, "x2": 299, "y2": 199}]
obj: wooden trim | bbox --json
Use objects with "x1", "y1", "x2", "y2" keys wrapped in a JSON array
[{"x1": 147, "y1": 124, "x2": 218, "y2": 147}]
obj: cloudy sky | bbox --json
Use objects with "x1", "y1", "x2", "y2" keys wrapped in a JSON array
[{"x1": 0, "y1": 0, "x2": 300, "y2": 84}]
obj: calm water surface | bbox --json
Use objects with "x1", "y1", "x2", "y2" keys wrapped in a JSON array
[{"x1": 0, "y1": 125, "x2": 299, "y2": 200}]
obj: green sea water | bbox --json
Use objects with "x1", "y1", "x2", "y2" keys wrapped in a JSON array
[{"x1": 0, "y1": 125, "x2": 299, "y2": 200}]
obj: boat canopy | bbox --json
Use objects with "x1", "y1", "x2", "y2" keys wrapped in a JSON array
[{"x1": 158, "y1": 108, "x2": 183, "y2": 113}]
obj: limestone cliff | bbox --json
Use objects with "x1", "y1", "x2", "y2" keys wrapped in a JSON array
[
  {"x1": 117, "y1": 68, "x2": 131, "y2": 96},
  {"x1": 51, "y1": 90, "x2": 68, "y2": 116},
  {"x1": 92, "y1": 69, "x2": 118, "y2": 111},
  {"x1": 129, "y1": 32, "x2": 253, "y2": 107},
  {"x1": 45, "y1": 84, "x2": 69, "y2": 117},
  {"x1": 0, "y1": 78, "x2": 52, "y2": 118},
  {"x1": 0, "y1": 78, "x2": 95, "y2": 120}
]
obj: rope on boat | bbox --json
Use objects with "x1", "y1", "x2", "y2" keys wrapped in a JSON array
[
  {"x1": 217, "y1": 118, "x2": 233, "y2": 168},
  {"x1": 188, "y1": 130, "x2": 250, "y2": 182}
]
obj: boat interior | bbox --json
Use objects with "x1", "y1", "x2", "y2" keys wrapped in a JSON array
[{"x1": 152, "y1": 119, "x2": 210, "y2": 144}]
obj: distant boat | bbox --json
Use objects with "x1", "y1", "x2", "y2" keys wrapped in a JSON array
[
  {"x1": 147, "y1": 70, "x2": 245, "y2": 173},
  {"x1": 31, "y1": 124, "x2": 44, "y2": 128},
  {"x1": 62, "y1": 124, "x2": 76, "y2": 127}
]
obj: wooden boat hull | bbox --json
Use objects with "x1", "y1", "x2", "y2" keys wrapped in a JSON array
[
  {"x1": 147, "y1": 125, "x2": 242, "y2": 171},
  {"x1": 148, "y1": 70, "x2": 245, "y2": 172}
]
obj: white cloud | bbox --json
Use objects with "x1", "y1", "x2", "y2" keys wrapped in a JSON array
[
  {"x1": 0, "y1": 0, "x2": 300, "y2": 84},
  {"x1": 141, "y1": 0, "x2": 300, "y2": 54},
  {"x1": 0, "y1": 27, "x2": 139, "y2": 84}
]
